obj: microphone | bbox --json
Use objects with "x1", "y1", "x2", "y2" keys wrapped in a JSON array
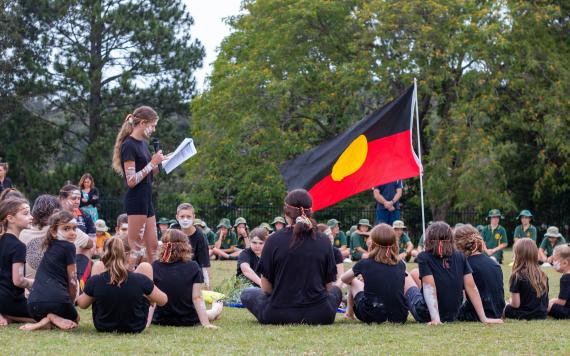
[{"x1": 151, "y1": 138, "x2": 163, "y2": 172}]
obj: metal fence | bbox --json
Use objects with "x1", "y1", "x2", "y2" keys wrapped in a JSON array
[{"x1": 98, "y1": 198, "x2": 570, "y2": 247}]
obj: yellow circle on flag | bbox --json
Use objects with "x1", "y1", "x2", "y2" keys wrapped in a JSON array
[{"x1": 331, "y1": 135, "x2": 368, "y2": 182}]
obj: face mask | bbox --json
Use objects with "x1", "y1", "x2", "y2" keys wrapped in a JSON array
[
  {"x1": 144, "y1": 126, "x2": 154, "y2": 138},
  {"x1": 179, "y1": 219, "x2": 193, "y2": 229},
  {"x1": 553, "y1": 261, "x2": 561, "y2": 271},
  {"x1": 56, "y1": 231, "x2": 67, "y2": 241}
]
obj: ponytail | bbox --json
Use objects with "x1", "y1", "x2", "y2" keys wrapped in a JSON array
[
  {"x1": 283, "y1": 189, "x2": 316, "y2": 247},
  {"x1": 101, "y1": 237, "x2": 129, "y2": 286},
  {"x1": 112, "y1": 106, "x2": 159, "y2": 175}
]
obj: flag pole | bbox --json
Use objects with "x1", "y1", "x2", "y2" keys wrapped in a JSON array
[{"x1": 413, "y1": 78, "x2": 426, "y2": 239}]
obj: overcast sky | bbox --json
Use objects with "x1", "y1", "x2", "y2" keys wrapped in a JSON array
[{"x1": 183, "y1": 0, "x2": 243, "y2": 92}]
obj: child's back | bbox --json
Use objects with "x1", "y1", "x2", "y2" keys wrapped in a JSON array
[{"x1": 506, "y1": 274, "x2": 548, "y2": 320}]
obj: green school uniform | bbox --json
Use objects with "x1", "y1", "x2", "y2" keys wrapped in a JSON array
[
  {"x1": 236, "y1": 232, "x2": 248, "y2": 249},
  {"x1": 513, "y1": 224, "x2": 537, "y2": 242},
  {"x1": 539, "y1": 236, "x2": 567, "y2": 257},
  {"x1": 219, "y1": 230, "x2": 238, "y2": 250},
  {"x1": 334, "y1": 231, "x2": 348, "y2": 248},
  {"x1": 481, "y1": 225, "x2": 508, "y2": 262},
  {"x1": 398, "y1": 233, "x2": 411, "y2": 254},
  {"x1": 204, "y1": 228, "x2": 217, "y2": 246},
  {"x1": 351, "y1": 232, "x2": 368, "y2": 261}
]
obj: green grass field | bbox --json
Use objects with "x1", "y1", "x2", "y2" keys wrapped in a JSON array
[{"x1": 1, "y1": 250, "x2": 569, "y2": 355}]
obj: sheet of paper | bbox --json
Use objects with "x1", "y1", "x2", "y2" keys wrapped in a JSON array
[{"x1": 161, "y1": 138, "x2": 197, "y2": 174}]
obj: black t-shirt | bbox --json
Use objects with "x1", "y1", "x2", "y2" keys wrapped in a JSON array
[
  {"x1": 84, "y1": 271, "x2": 154, "y2": 333},
  {"x1": 76, "y1": 254, "x2": 91, "y2": 281},
  {"x1": 236, "y1": 248, "x2": 260, "y2": 280},
  {"x1": 0, "y1": 233, "x2": 26, "y2": 300},
  {"x1": 76, "y1": 210, "x2": 95, "y2": 235},
  {"x1": 257, "y1": 227, "x2": 337, "y2": 308},
  {"x1": 152, "y1": 260, "x2": 203, "y2": 326},
  {"x1": 462, "y1": 254, "x2": 505, "y2": 318},
  {"x1": 559, "y1": 274, "x2": 570, "y2": 307},
  {"x1": 120, "y1": 136, "x2": 152, "y2": 188},
  {"x1": 509, "y1": 274, "x2": 549, "y2": 319},
  {"x1": 170, "y1": 224, "x2": 210, "y2": 269},
  {"x1": 29, "y1": 240, "x2": 76, "y2": 304},
  {"x1": 333, "y1": 247, "x2": 343, "y2": 264},
  {"x1": 0, "y1": 177, "x2": 12, "y2": 193},
  {"x1": 352, "y1": 259, "x2": 409, "y2": 321},
  {"x1": 418, "y1": 251, "x2": 472, "y2": 322}
]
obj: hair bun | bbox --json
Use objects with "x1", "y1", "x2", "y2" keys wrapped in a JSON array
[{"x1": 295, "y1": 215, "x2": 312, "y2": 229}]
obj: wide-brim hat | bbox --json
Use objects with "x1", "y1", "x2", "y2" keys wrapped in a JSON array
[
  {"x1": 217, "y1": 218, "x2": 231, "y2": 229},
  {"x1": 169, "y1": 219, "x2": 178, "y2": 226},
  {"x1": 392, "y1": 220, "x2": 406, "y2": 229},
  {"x1": 357, "y1": 219, "x2": 372, "y2": 228},
  {"x1": 327, "y1": 219, "x2": 339, "y2": 228},
  {"x1": 259, "y1": 222, "x2": 273, "y2": 232},
  {"x1": 271, "y1": 216, "x2": 286, "y2": 225},
  {"x1": 544, "y1": 226, "x2": 562, "y2": 238},
  {"x1": 95, "y1": 219, "x2": 109, "y2": 232},
  {"x1": 517, "y1": 210, "x2": 533, "y2": 219},
  {"x1": 234, "y1": 217, "x2": 247, "y2": 227},
  {"x1": 193, "y1": 218, "x2": 206, "y2": 228},
  {"x1": 157, "y1": 217, "x2": 170, "y2": 225},
  {"x1": 486, "y1": 209, "x2": 503, "y2": 219}
]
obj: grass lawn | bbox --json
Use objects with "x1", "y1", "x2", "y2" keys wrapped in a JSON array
[{"x1": 1, "y1": 250, "x2": 569, "y2": 355}]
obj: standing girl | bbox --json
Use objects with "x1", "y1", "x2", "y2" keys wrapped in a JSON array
[
  {"x1": 77, "y1": 237, "x2": 167, "y2": 333},
  {"x1": 78, "y1": 173, "x2": 100, "y2": 223},
  {"x1": 0, "y1": 198, "x2": 34, "y2": 326},
  {"x1": 504, "y1": 238, "x2": 549, "y2": 320},
  {"x1": 341, "y1": 223, "x2": 409, "y2": 324},
  {"x1": 112, "y1": 106, "x2": 165, "y2": 263},
  {"x1": 22, "y1": 210, "x2": 80, "y2": 331}
]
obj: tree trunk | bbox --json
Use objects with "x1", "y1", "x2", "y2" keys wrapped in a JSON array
[{"x1": 88, "y1": 0, "x2": 103, "y2": 143}]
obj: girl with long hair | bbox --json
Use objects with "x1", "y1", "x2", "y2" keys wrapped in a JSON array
[
  {"x1": 22, "y1": 210, "x2": 80, "y2": 331},
  {"x1": 504, "y1": 238, "x2": 549, "y2": 320},
  {"x1": 240, "y1": 189, "x2": 341, "y2": 325},
  {"x1": 112, "y1": 106, "x2": 166, "y2": 263},
  {"x1": 341, "y1": 223, "x2": 410, "y2": 324},
  {"x1": 151, "y1": 229, "x2": 221, "y2": 327},
  {"x1": 77, "y1": 237, "x2": 167, "y2": 333},
  {"x1": 0, "y1": 198, "x2": 35, "y2": 326},
  {"x1": 78, "y1": 173, "x2": 100, "y2": 223}
]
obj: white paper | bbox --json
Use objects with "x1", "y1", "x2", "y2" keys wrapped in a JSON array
[{"x1": 162, "y1": 138, "x2": 197, "y2": 174}]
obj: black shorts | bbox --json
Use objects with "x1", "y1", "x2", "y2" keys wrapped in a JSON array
[
  {"x1": 353, "y1": 292, "x2": 407, "y2": 324},
  {"x1": 503, "y1": 305, "x2": 547, "y2": 320},
  {"x1": 124, "y1": 184, "x2": 155, "y2": 217},
  {"x1": 549, "y1": 303, "x2": 570, "y2": 319},
  {"x1": 456, "y1": 303, "x2": 479, "y2": 322},
  {"x1": 405, "y1": 286, "x2": 430, "y2": 323},
  {"x1": 0, "y1": 295, "x2": 31, "y2": 318},
  {"x1": 241, "y1": 286, "x2": 342, "y2": 325},
  {"x1": 28, "y1": 302, "x2": 78, "y2": 322}
]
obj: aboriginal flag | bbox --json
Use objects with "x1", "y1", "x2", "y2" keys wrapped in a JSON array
[{"x1": 280, "y1": 84, "x2": 421, "y2": 211}]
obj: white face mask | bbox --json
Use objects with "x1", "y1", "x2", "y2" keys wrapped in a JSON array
[
  {"x1": 179, "y1": 219, "x2": 193, "y2": 229},
  {"x1": 56, "y1": 231, "x2": 67, "y2": 241},
  {"x1": 553, "y1": 261, "x2": 561, "y2": 271}
]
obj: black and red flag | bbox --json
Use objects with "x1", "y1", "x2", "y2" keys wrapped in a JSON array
[{"x1": 280, "y1": 84, "x2": 421, "y2": 211}]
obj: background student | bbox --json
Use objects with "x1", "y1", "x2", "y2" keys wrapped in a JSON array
[
  {"x1": 236, "y1": 227, "x2": 267, "y2": 287},
  {"x1": 548, "y1": 244, "x2": 570, "y2": 319}
]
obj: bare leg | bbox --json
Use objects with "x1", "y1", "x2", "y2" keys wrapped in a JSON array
[
  {"x1": 409, "y1": 268, "x2": 421, "y2": 288},
  {"x1": 19, "y1": 317, "x2": 53, "y2": 331},
  {"x1": 345, "y1": 278, "x2": 364, "y2": 319},
  {"x1": 0, "y1": 314, "x2": 7, "y2": 326},
  {"x1": 206, "y1": 300, "x2": 224, "y2": 321},
  {"x1": 404, "y1": 273, "x2": 418, "y2": 294},
  {"x1": 127, "y1": 215, "x2": 148, "y2": 264},
  {"x1": 135, "y1": 262, "x2": 156, "y2": 328},
  {"x1": 47, "y1": 313, "x2": 77, "y2": 330},
  {"x1": 143, "y1": 216, "x2": 158, "y2": 262}
]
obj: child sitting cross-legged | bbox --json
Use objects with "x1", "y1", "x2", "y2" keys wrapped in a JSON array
[{"x1": 548, "y1": 244, "x2": 570, "y2": 319}]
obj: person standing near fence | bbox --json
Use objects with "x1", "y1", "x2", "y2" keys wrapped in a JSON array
[
  {"x1": 373, "y1": 180, "x2": 403, "y2": 225},
  {"x1": 79, "y1": 173, "x2": 100, "y2": 223},
  {"x1": 0, "y1": 163, "x2": 12, "y2": 194},
  {"x1": 112, "y1": 106, "x2": 165, "y2": 263}
]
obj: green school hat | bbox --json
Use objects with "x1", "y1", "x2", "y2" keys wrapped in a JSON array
[
  {"x1": 259, "y1": 222, "x2": 273, "y2": 232},
  {"x1": 169, "y1": 219, "x2": 178, "y2": 226},
  {"x1": 392, "y1": 220, "x2": 406, "y2": 229},
  {"x1": 486, "y1": 209, "x2": 503, "y2": 219},
  {"x1": 271, "y1": 216, "x2": 286, "y2": 225},
  {"x1": 217, "y1": 218, "x2": 232, "y2": 229},
  {"x1": 234, "y1": 217, "x2": 247, "y2": 227},
  {"x1": 544, "y1": 226, "x2": 562, "y2": 238},
  {"x1": 517, "y1": 210, "x2": 533, "y2": 219},
  {"x1": 357, "y1": 219, "x2": 372, "y2": 228},
  {"x1": 157, "y1": 217, "x2": 170, "y2": 225},
  {"x1": 193, "y1": 219, "x2": 206, "y2": 228},
  {"x1": 327, "y1": 219, "x2": 339, "y2": 228},
  {"x1": 348, "y1": 225, "x2": 357, "y2": 236}
]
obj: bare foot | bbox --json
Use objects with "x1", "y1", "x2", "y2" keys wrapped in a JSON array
[
  {"x1": 344, "y1": 312, "x2": 355, "y2": 320},
  {"x1": 212, "y1": 300, "x2": 224, "y2": 321},
  {"x1": 19, "y1": 317, "x2": 52, "y2": 331},
  {"x1": 47, "y1": 314, "x2": 77, "y2": 330},
  {"x1": 0, "y1": 314, "x2": 8, "y2": 326}
]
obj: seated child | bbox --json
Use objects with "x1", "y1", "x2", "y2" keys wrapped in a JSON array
[
  {"x1": 234, "y1": 217, "x2": 249, "y2": 250},
  {"x1": 22, "y1": 211, "x2": 80, "y2": 331},
  {"x1": 341, "y1": 224, "x2": 409, "y2": 324},
  {"x1": 504, "y1": 238, "x2": 549, "y2": 320},
  {"x1": 212, "y1": 218, "x2": 239, "y2": 260},
  {"x1": 94, "y1": 219, "x2": 111, "y2": 256},
  {"x1": 548, "y1": 244, "x2": 570, "y2": 319},
  {"x1": 393, "y1": 220, "x2": 413, "y2": 261},
  {"x1": 77, "y1": 237, "x2": 167, "y2": 333},
  {"x1": 194, "y1": 219, "x2": 217, "y2": 257},
  {"x1": 351, "y1": 219, "x2": 372, "y2": 261},
  {"x1": 152, "y1": 229, "x2": 221, "y2": 327},
  {"x1": 407, "y1": 222, "x2": 503, "y2": 325},
  {"x1": 156, "y1": 217, "x2": 170, "y2": 241},
  {"x1": 270, "y1": 216, "x2": 286, "y2": 232},
  {"x1": 328, "y1": 219, "x2": 350, "y2": 259},
  {"x1": 237, "y1": 227, "x2": 268, "y2": 286},
  {"x1": 454, "y1": 224, "x2": 505, "y2": 321},
  {"x1": 539, "y1": 226, "x2": 566, "y2": 264}
]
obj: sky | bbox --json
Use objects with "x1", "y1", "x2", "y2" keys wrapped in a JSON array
[{"x1": 183, "y1": 0, "x2": 243, "y2": 92}]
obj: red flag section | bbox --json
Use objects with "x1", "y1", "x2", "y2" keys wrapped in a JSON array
[{"x1": 280, "y1": 85, "x2": 421, "y2": 211}]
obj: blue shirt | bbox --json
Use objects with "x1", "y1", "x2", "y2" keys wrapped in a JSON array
[{"x1": 375, "y1": 180, "x2": 403, "y2": 210}]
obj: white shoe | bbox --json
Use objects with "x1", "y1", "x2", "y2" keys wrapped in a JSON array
[{"x1": 343, "y1": 258, "x2": 352, "y2": 263}]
